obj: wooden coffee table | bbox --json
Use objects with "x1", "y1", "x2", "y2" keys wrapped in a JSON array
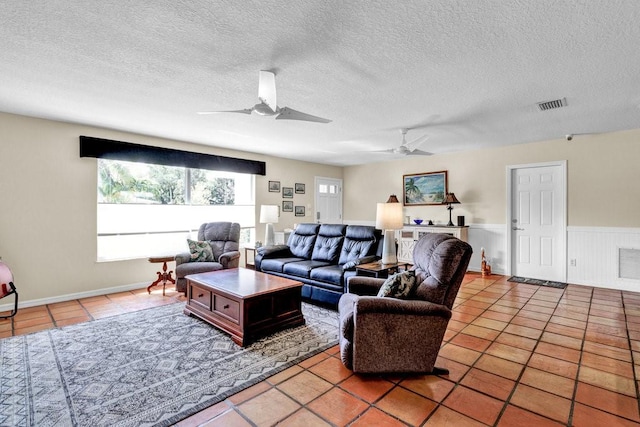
[{"x1": 184, "y1": 268, "x2": 304, "y2": 346}]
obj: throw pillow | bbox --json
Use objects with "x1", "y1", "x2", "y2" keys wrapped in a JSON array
[
  {"x1": 187, "y1": 239, "x2": 214, "y2": 262},
  {"x1": 377, "y1": 270, "x2": 417, "y2": 299}
]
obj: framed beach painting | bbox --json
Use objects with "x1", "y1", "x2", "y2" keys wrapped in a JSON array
[{"x1": 403, "y1": 171, "x2": 448, "y2": 206}]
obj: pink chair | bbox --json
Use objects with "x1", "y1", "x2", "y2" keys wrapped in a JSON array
[{"x1": 0, "y1": 261, "x2": 18, "y2": 319}]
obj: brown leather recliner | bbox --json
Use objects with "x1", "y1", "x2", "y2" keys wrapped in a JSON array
[
  {"x1": 338, "y1": 233, "x2": 472, "y2": 373},
  {"x1": 175, "y1": 222, "x2": 241, "y2": 293}
]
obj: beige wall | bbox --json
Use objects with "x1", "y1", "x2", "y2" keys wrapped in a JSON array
[
  {"x1": 0, "y1": 113, "x2": 341, "y2": 302},
  {"x1": 343, "y1": 130, "x2": 640, "y2": 228}
]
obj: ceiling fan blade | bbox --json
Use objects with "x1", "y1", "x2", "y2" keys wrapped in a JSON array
[
  {"x1": 197, "y1": 109, "x2": 252, "y2": 115},
  {"x1": 405, "y1": 134, "x2": 429, "y2": 151},
  {"x1": 406, "y1": 149, "x2": 433, "y2": 156},
  {"x1": 276, "y1": 107, "x2": 332, "y2": 123},
  {"x1": 258, "y1": 70, "x2": 277, "y2": 112}
]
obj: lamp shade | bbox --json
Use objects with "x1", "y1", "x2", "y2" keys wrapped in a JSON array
[
  {"x1": 259, "y1": 205, "x2": 279, "y2": 224},
  {"x1": 375, "y1": 195, "x2": 404, "y2": 230},
  {"x1": 443, "y1": 193, "x2": 460, "y2": 204}
]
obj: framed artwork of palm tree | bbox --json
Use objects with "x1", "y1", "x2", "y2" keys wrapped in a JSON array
[{"x1": 403, "y1": 171, "x2": 448, "y2": 205}]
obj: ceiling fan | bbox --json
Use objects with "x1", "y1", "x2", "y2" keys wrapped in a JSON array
[
  {"x1": 198, "y1": 70, "x2": 331, "y2": 123},
  {"x1": 374, "y1": 129, "x2": 432, "y2": 156}
]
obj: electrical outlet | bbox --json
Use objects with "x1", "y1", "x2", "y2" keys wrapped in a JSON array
[{"x1": 570, "y1": 259, "x2": 576, "y2": 267}]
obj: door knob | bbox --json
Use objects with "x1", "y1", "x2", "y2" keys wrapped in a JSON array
[{"x1": 512, "y1": 227, "x2": 524, "y2": 231}]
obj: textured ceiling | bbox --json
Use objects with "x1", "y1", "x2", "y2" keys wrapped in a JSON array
[{"x1": 1, "y1": 1, "x2": 640, "y2": 166}]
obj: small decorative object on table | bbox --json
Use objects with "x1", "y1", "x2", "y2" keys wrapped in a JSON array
[
  {"x1": 413, "y1": 219, "x2": 423, "y2": 225},
  {"x1": 147, "y1": 255, "x2": 176, "y2": 295}
]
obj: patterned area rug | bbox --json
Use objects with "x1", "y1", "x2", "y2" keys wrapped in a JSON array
[
  {"x1": 507, "y1": 276, "x2": 568, "y2": 289},
  {"x1": 0, "y1": 302, "x2": 338, "y2": 426}
]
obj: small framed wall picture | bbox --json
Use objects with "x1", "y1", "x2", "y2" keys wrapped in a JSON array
[
  {"x1": 295, "y1": 183, "x2": 305, "y2": 194},
  {"x1": 295, "y1": 206, "x2": 305, "y2": 216},
  {"x1": 269, "y1": 181, "x2": 281, "y2": 192},
  {"x1": 282, "y1": 187, "x2": 294, "y2": 198},
  {"x1": 282, "y1": 200, "x2": 293, "y2": 212}
]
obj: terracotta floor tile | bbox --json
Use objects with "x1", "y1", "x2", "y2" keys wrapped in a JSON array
[
  {"x1": 519, "y1": 367, "x2": 575, "y2": 398},
  {"x1": 399, "y1": 375, "x2": 455, "y2": 403},
  {"x1": 14, "y1": 323, "x2": 55, "y2": 335},
  {"x1": 176, "y1": 401, "x2": 230, "y2": 426},
  {"x1": 460, "y1": 367, "x2": 515, "y2": 400},
  {"x1": 443, "y1": 385, "x2": 504, "y2": 425},
  {"x1": 307, "y1": 387, "x2": 369, "y2": 426},
  {"x1": 497, "y1": 404, "x2": 565, "y2": 427},
  {"x1": 540, "y1": 330, "x2": 583, "y2": 350},
  {"x1": 503, "y1": 323, "x2": 543, "y2": 340},
  {"x1": 581, "y1": 351, "x2": 635, "y2": 378},
  {"x1": 307, "y1": 355, "x2": 353, "y2": 384},
  {"x1": 266, "y1": 365, "x2": 304, "y2": 386},
  {"x1": 13, "y1": 316, "x2": 54, "y2": 329},
  {"x1": 298, "y1": 351, "x2": 330, "y2": 369},
  {"x1": 510, "y1": 384, "x2": 571, "y2": 424},
  {"x1": 460, "y1": 324, "x2": 501, "y2": 340},
  {"x1": 583, "y1": 340, "x2": 633, "y2": 362},
  {"x1": 480, "y1": 310, "x2": 515, "y2": 323},
  {"x1": 585, "y1": 330, "x2": 630, "y2": 349},
  {"x1": 51, "y1": 309, "x2": 89, "y2": 321},
  {"x1": 424, "y1": 406, "x2": 487, "y2": 427},
  {"x1": 456, "y1": 305, "x2": 486, "y2": 316},
  {"x1": 449, "y1": 332, "x2": 492, "y2": 352},
  {"x1": 578, "y1": 366, "x2": 636, "y2": 397},
  {"x1": 277, "y1": 371, "x2": 332, "y2": 404},
  {"x1": 471, "y1": 317, "x2": 508, "y2": 331},
  {"x1": 276, "y1": 408, "x2": 331, "y2": 427},
  {"x1": 575, "y1": 382, "x2": 640, "y2": 422},
  {"x1": 54, "y1": 316, "x2": 91, "y2": 327},
  {"x1": 485, "y1": 342, "x2": 531, "y2": 364},
  {"x1": 227, "y1": 381, "x2": 272, "y2": 405},
  {"x1": 488, "y1": 304, "x2": 520, "y2": 315},
  {"x1": 433, "y1": 357, "x2": 471, "y2": 382},
  {"x1": 0, "y1": 330, "x2": 12, "y2": 338},
  {"x1": 474, "y1": 354, "x2": 524, "y2": 381},
  {"x1": 237, "y1": 388, "x2": 300, "y2": 427},
  {"x1": 528, "y1": 353, "x2": 578, "y2": 379},
  {"x1": 438, "y1": 343, "x2": 482, "y2": 366},
  {"x1": 340, "y1": 374, "x2": 395, "y2": 403},
  {"x1": 349, "y1": 408, "x2": 406, "y2": 427},
  {"x1": 201, "y1": 409, "x2": 252, "y2": 427},
  {"x1": 495, "y1": 332, "x2": 537, "y2": 351},
  {"x1": 376, "y1": 387, "x2": 437, "y2": 426},
  {"x1": 571, "y1": 403, "x2": 640, "y2": 427}
]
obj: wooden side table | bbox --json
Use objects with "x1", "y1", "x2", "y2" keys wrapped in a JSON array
[
  {"x1": 355, "y1": 261, "x2": 411, "y2": 279},
  {"x1": 147, "y1": 255, "x2": 176, "y2": 295},
  {"x1": 244, "y1": 246, "x2": 256, "y2": 270}
]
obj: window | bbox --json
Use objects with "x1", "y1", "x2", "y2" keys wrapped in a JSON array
[{"x1": 97, "y1": 159, "x2": 255, "y2": 261}]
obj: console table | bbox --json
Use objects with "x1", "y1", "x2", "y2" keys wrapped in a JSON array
[{"x1": 396, "y1": 225, "x2": 469, "y2": 264}]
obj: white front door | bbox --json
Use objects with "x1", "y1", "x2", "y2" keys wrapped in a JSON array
[
  {"x1": 315, "y1": 177, "x2": 342, "y2": 223},
  {"x1": 508, "y1": 162, "x2": 566, "y2": 282}
]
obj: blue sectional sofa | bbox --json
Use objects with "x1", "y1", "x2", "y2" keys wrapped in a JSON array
[{"x1": 254, "y1": 223, "x2": 383, "y2": 306}]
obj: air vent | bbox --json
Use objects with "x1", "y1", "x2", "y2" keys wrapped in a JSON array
[
  {"x1": 537, "y1": 97, "x2": 567, "y2": 111},
  {"x1": 619, "y1": 248, "x2": 640, "y2": 280}
]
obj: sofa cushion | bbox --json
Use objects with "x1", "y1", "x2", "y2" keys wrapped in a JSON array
[
  {"x1": 187, "y1": 239, "x2": 214, "y2": 262},
  {"x1": 198, "y1": 222, "x2": 240, "y2": 260},
  {"x1": 310, "y1": 265, "x2": 344, "y2": 286},
  {"x1": 283, "y1": 260, "x2": 331, "y2": 278},
  {"x1": 177, "y1": 261, "x2": 223, "y2": 277},
  {"x1": 377, "y1": 270, "x2": 417, "y2": 299},
  {"x1": 260, "y1": 257, "x2": 305, "y2": 273},
  {"x1": 312, "y1": 224, "x2": 346, "y2": 262},
  {"x1": 338, "y1": 225, "x2": 378, "y2": 264},
  {"x1": 288, "y1": 223, "x2": 320, "y2": 258}
]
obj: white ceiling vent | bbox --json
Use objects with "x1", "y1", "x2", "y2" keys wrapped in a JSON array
[{"x1": 537, "y1": 98, "x2": 567, "y2": 111}]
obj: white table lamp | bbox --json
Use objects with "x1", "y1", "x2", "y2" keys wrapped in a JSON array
[
  {"x1": 375, "y1": 195, "x2": 404, "y2": 264},
  {"x1": 259, "y1": 204, "x2": 279, "y2": 246}
]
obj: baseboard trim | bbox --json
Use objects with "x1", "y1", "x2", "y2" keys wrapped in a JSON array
[{"x1": 0, "y1": 281, "x2": 150, "y2": 313}]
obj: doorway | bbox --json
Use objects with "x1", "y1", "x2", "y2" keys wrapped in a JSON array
[
  {"x1": 315, "y1": 177, "x2": 342, "y2": 224},
  {"x1": 507, "y1": 161, "x2": 567, "y2": 282}
]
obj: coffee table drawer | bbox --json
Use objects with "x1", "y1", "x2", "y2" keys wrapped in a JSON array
[
  {"x1": 191, "y1": 285, "x2": 212, "y2": 310},
  {"x1": 214, "y1": 294, "x2": 240, "y2": 322}
]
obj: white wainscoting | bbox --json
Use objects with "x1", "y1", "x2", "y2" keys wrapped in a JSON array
[
  {"x1": 468, "y1": 224, "x2": 508, "y2": 275},
  {"x1": 568, "y1": 226, "x2": 640, "y2": 292}
]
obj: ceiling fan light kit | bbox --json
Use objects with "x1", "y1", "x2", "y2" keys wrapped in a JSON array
[{"x1": 198, "y1": 70, "x2": 331, "y2": 124}]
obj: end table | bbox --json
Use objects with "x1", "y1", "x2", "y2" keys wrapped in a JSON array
[{"x1": 147, "y1": 255, "x2": 176, "y2": 295}]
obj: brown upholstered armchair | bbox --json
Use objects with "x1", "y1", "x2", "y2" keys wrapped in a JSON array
[
  {"x1": 338, "y1": 233, "x2": 472, "y2": 373},
  {"x1": 175, "y1": 222, "x2": 241, "y2": 293}
]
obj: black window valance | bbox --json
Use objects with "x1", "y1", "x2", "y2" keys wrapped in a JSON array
[{"x1": 79, "y1": 136, "x2": 266, "y2": 175}]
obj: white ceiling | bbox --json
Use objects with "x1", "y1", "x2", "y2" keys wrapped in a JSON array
[{"x1": 1, "y1": 1, "x2": 639, "y2": 166}]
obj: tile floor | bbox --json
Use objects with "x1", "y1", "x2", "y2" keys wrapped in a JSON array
[{"x1": 1, "y1": 273, "x2": 639, "y2": 426}]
